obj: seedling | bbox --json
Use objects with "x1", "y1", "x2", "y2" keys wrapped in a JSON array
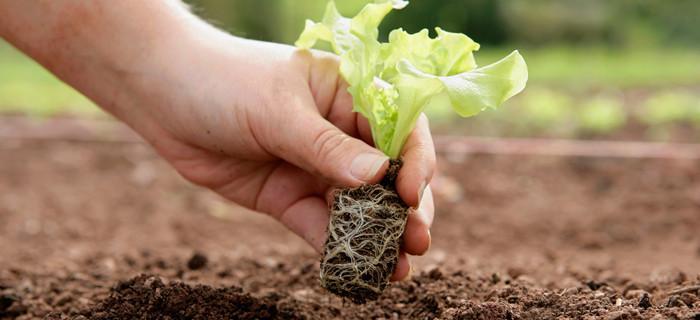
[{"x1": 296, "y1": 0, "x2": 527, "y2": 303}]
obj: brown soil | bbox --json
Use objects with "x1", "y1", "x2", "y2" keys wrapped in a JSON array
[{"x1": 1, "y1": 140, "x2": 700, "y2": 319}]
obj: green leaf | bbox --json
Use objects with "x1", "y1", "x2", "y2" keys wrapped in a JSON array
[
  {"x1": 397, "y1": 50, "x2": 528, "y2": 117},
  {"x1": 296, "y1": 1, "x2": 528, "y2": 158},
  {"x1": 381, "y1": 28, "x2": 480, "y2": 81},
  {"x1": 386, "y1": 51, "x2": 527, "y2": 157}
]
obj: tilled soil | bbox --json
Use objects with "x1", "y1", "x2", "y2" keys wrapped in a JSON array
[{"x1": 1, "y1": 140, "x2": 699, "y2": 319}]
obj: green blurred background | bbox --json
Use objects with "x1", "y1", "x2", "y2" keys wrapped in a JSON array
[{"x1": 2, "y1": 0, "x2": 700, "y2": 141}]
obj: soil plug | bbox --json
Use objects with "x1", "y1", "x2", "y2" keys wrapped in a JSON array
[
  {"x1": 321, "y1": 159, "x2": 407, "y2": 303},
  {"x1": 295, "y1": 0, "x2": 528, "y2": 302}
]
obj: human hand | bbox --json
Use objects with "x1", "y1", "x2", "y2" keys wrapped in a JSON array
[
  {"x1": 139, "y1": 36, "x2": 436, "y2": 280},
  {"x1": 0, "y1": 0, "x2": 436, "y2": 280}
]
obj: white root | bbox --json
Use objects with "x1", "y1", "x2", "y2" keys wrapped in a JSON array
[{"x1": 320, "y1": 184, "x2": 408, "y2": 303}]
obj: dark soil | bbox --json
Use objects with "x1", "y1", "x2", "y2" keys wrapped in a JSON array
[
  {"x1": 321, "y1": 160, "x2": 407, "y2": 304},
  {"x1": 79, "y1": 274, "x2": 281, "y2": 320},
  {"x1": 1, "y1": 140, "x2": 700, "y2": 319}
]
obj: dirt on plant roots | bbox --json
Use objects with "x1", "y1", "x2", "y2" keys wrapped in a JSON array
[
  {"x1": 321, "y1": 160, "x2": 408, "y2": 304},
  {"x1": 1, "y1": 139, "x2": 700, "y2": 319}
]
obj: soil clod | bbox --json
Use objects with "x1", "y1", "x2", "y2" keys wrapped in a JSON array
[
  {"x1": 187, "y1": 252, "x2": 208, "y2": 270},
  {"x1": 639, "y1": 293, "x2": 653, "y2": 309},
  {"x1": 320, "y1": 160, "x2": 408, "y2": 304},
  {"x1": 0, "y1": 294, "x2": 17, "y2": 311},
  {"x1": 586, "y1": 280, "x2": 606, "y2": 291},
  {"x1": 666, "y1": 295, "x2": 686, "y2": 308},
  {"x1": 83, "y1": 274, "x2": 287, "y2": 320},
  {"x1": 0, "y1": 293, "x2": 26, "y2": 318}
]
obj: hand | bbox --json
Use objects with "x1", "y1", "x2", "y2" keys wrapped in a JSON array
[
  {"x1": 0, "y1": 1, "x2": 436, "y2": 280},
  {"x1": 141, "y1": 37, "x2": 436, "y2": 280}
]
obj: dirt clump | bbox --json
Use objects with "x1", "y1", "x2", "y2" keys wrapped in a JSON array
[
  {"x1": 82, "y1": 274, "x2": 290, "y2": 320},
  {"x1": 320, "y1": 159, "x2": 408, "y2": 304},
  {"x1": 0, "y1": 294, "x2": 25, "y2": 318},
  {"x1": 187, "y1": 252, "x2": 208, "y2": 270}
]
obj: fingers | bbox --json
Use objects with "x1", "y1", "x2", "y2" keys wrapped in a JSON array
[
  {"x1": 396, "y1": 114, "x2": 436, "y2": 207},
  {"x1": 356, "y1": 113, "x2": 375, "y2": 146},
  {"x1": 322, "y1": 77, "x2": 374, "y2": 146},
  {"x1": 402, "y1": 186, "x2": 434, "y2": 256},
  {"x1": 275, "y1": 109, "x2": 389, "y2": 187},
  {"x1": 259, "y1": 167, "x2": 430, "y2": 282},
  {"x1": 307, "y1": 52, "x2": 368, "y2": 144},
  {"x1": 245, "y1": 163, "x2": 329, "y2": 251},
  {"x1": 392, "y1": 114, "x2": 436, "y2": 277},
  {"x1": 281, "y1": 197, "x2": 415, "y2": 283},
  {"x1": 276, "y1": 196, "x2": 329, "y2": 252},
  {"x1": 394, "y1": 187, "x2": 434, "y2": 281},
  {"x1": 390, "y1": 252, "x2": 411, "y2": 281},
  {"x1": 324, "y1": 80, "x2": 360, "y2": 138},
  {"x1": 253, "y1": 163, "x2": 326, "y2": 216}
]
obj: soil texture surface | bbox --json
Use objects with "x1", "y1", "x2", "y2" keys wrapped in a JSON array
[{"x1": 1, "y1": 140, "x2": 699, "y2": 319}]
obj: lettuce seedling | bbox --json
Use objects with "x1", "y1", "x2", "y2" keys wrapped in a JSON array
[
  {"x1": 295, "y1": 0, "x2": 527, "y2": 304},
  {"x1": 297, "y1": 0, "x2": 528, "y2": 158}
]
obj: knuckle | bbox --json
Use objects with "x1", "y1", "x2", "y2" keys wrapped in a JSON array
[{"x1": 311, "y1": 127, "x2": 350, "y2": 168}]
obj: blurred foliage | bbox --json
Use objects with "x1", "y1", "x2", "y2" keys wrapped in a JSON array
[
  {"x1": 578, "y1": 96, "x2": 626, "y2": 134},
  {"x1": 518, "y1": 88, "x2": 573, "y2": 131},
  {"x1": 2, "y1": 0, "x2": 700, "y2": 141},
  {"x1": 185, "y1": 0, "x2": 700, "y2": 48},
  {"x1": 637, "y1": 91, "x2": 700, "y2": 140},
  {"x1": 639, "y1": 91, "x2": 699, "y2": 126},
  {"x1": 427, "y1": 87, "x2": 700, "y2": 141},
  {"x1": 0, "y1": 44, "x2": 99, "y2": 117},
  {"x1": 513, "y1": 46, "x2": 700, "y2": 88}
]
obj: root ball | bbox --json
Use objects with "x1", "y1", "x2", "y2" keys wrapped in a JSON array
[{"x1": 320, "y1": 160, "x2": 408, "y2": 304}]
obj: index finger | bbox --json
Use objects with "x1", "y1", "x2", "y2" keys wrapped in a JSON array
[{"x1": 396, "y1": 113, "x2": 436, "y2": 208}]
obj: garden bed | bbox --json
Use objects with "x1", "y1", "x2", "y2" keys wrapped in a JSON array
[{"x1": 1, "y1": 135, "x2": 699, "y2": 319}]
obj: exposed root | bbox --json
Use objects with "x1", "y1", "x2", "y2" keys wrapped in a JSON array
[{"x1": 320, "y1": 160, "x2": 408, "y2": 304}]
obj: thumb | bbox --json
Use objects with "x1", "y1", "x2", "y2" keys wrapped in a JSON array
[{"x1": 273, "y1": 111, "x2": 389, "y2": 187}]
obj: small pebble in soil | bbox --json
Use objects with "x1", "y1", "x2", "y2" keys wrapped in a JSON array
[
  {"x1": 427, "y1": 268, "x2": 443, "y2": 280},
  {"x1": 614, "y1": 298, "x2": 622, "y2": 306},
  {"x1": 186, "y1": 252, "x2": 208, "y2": 270}
]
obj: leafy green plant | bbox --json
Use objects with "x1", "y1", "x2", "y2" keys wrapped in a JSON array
[
  {"x1": 518, "y1": 87, "x2": 573, "y2": 130},
  {"x1": 639, "y1": 91, "x2": 697, "y2": 126},
  {"x1": 638, "y1": 90, "x2": 700, "y2": 140},
  {"x1": 295, "y1": 0, "x2": 527, "y2": 303},
  {"x1": 296, "y1": 0, "x2": 527, "y2": 158},
  {"x1": 578, "y1": 96, "x2": 626, "y2": 134}
]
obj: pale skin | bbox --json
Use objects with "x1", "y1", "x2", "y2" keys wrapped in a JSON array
[{"x1": 0, "y1": 0, "x2": 436, "y2": 280}]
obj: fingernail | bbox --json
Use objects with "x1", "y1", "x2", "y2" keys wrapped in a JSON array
[
  {"x1": 426, "y1": 229, "x2": 432, "y2": 251},
  {"x1": 350, "y1": 153, "x2": 388, "y2": 182},
  {"x1": 416, "y1": 181, "x2": 427, "y2": 207}
]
